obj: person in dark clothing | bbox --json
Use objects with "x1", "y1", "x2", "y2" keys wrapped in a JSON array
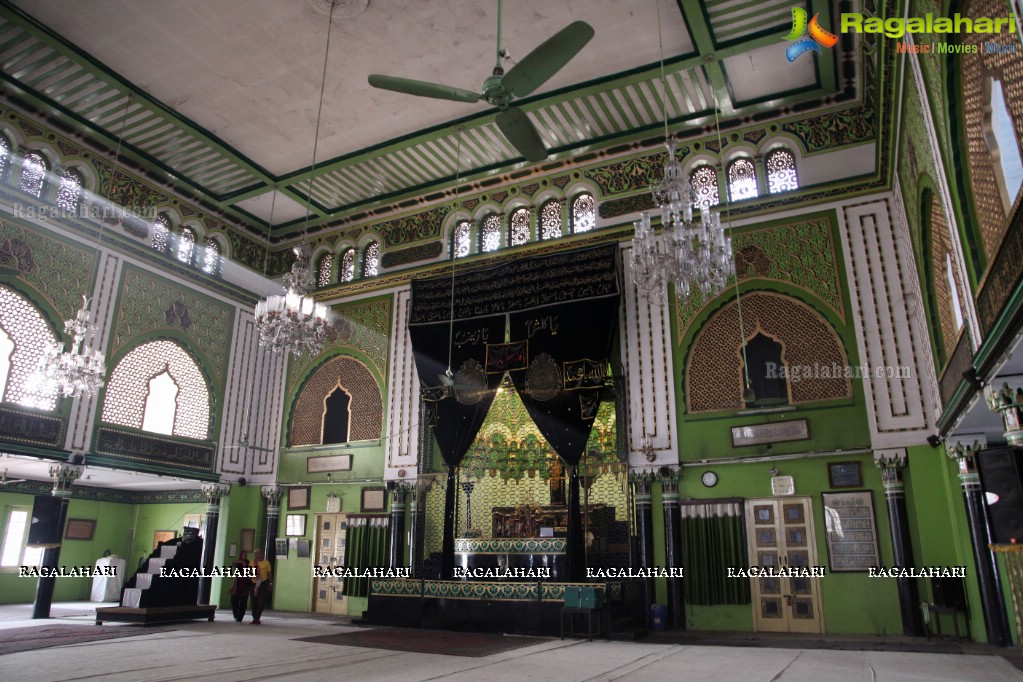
[
  {"x1": 250, "y1": 550, "x2": 272, "y2": 625},
  {"x1": 229, "y1": 551, "x2": 253, "y2": 622}
]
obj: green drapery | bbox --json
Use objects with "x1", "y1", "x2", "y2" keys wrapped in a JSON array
[
  {"x1": 343, "y1": 517, "x2": 389, "y2": 597},
  {"x1": 681, "y1": 501, "x2": 751, "y2": 605}
]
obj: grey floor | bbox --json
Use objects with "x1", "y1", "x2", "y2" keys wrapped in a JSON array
[{"x1": 0, "y1": 602, "x2": 1021, "y2": 681}]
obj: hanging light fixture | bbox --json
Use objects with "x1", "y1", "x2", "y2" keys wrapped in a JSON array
[
  {"x1": 630, "y1": 2, "x2": 735, "y2": 303},
  {"x1": 255, "y1": 1, "x2": 342, "y2": 357},
  {"x1": 29, "y1": 96, "x2": 136, "y2": 400}
]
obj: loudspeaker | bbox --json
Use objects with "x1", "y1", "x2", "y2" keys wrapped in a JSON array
[
  {"x1": 26, "y1": 495, "x2": 64, "y2": 549},
  {"x1": 977, "y1": 447, "x2": 1023, "y2": 544}
]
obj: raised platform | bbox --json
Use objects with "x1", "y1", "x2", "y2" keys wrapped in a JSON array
[{"x1": 95, "y1": 605, "x2": 217, "y2": 626}]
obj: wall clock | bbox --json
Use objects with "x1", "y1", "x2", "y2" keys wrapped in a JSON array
[{"x1": 701, "y1": 471, "x2": 718, "y2": 487}]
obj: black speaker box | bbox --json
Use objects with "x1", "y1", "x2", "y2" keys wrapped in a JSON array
[
  {"x1": 977, "y1": 446, "x2": 1023, "y2": 544},
  {"x1": 26, "y1": 495, "x2": 63, "y2": 548}
]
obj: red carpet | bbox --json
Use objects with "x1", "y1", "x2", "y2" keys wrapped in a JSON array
[
  {"x1": 296, "y1": 627, "x2": 549, "y2": 657},
  {"x1": 0, "y1": 624, "x2": 173, "y2": 656}
]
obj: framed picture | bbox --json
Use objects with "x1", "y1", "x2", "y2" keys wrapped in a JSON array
[
  {"x1": 288, "y1": 486, "x2": 311, "y2": 511},
  {"x1": 285, "y1": 513, "x2": 307, "y2": 537},
  {"x1": 828, "y1": 461, "x2": 862, "y2": 488},
  {"x1": 228, "y1": 543, "x2": 237, "y2": 557},
  {"x1": 307, "y1": 454, "x2": 352, "y2": 473},
  {"x1": 153, "y1": 530, "x2": 176, "y2": 549},
  {"x1": 297, "y1": 539, "x2": 311, "y2": 558},
  {"x1": 821, "y1": 491, "x2": 880, "y2": 572},
  {"x1": 275, "y1": 537, "x2": 288, "y2": 559},
  {"x1": 361, "y1": 487, "x2": 386, "y2": 512},
  {"x1": 65, "y1": 518, "x2": 95, "y2": 541},
  {"x1": 240, "y1": 528, "x2": 255, "y2": 553}
]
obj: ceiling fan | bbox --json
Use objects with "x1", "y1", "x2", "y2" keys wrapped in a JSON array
[
  {"x1": 0, "y1": 468, "x2": 26, "y2": 486},
  {"x1": 368, "y1": 0, "x2": 594, "y2": 162},
  {"x1": 222, "y1": 435, "x2": 275, "y2": 453}
]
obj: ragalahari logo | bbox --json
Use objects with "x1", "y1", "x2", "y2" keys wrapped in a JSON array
[{"x1": 784, "y1": 7, "x2": 839, "y2": 61}]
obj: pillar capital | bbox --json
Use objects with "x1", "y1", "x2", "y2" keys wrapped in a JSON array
[
  {"x1": 988, "y1": 383, "x2": 1023, "y2": 444},
  {"x1": 874, "y1": 449, "x2": 907, "y2": 490},
  {"x1": 201, "y1": 483, "x2": 230, "y2": 505},
  {"x1": 261, "y1": 485, "x2": 284, "y2": 507},
  {"x1": 946, "y1": 439, "x2": 984, "y2": 481},
  {"x1": 657, "y1": 465, "x2": 681, "y2": 498}
]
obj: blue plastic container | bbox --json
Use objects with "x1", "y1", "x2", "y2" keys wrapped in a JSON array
[{"x1": 650, "y1": 604, "x2": 667, "y2": 631}]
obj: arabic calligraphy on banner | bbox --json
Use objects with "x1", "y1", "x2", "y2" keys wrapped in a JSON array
[
  {"x1": 409, "y1": 244, "x2": 619, "y2": 325},
  {"x1": 563, "y1": 358, "x2": 606, "y2": 391}
]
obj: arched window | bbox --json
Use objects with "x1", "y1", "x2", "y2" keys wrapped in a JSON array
[
  {"x1": 539, "y1": 199, "x2": 562, "y2": 240},
  {"x1": 101, "y1": 339, "x2": 210, "y2": 440},
  {"x1": 986, "y1": 77, "x2": 1023, "y2": 212},
  {"x1": 316, "y1": 253, "x2": 333, "y2": 288},
  {"x1": 202, "y1": 238, "x2": 221, "y2": 276},
  {"x1": 361, "y1": 241, "x2": 379, "y2": 277},
  {"x1": 571, "y1": 193, "x2": 595, "y2": 233},
  {"x1": 0, "y1": 285, "x2": 59, "y2": 411},
  {"x1": 19, "y1": 153, "x2": 46, "y2": 198},
  {"x1": 743, "y1": 333, "x2": 788, "y2": 407},
  {"x1": 176, "y1": 228, "x2": 196, "y2": 265},
  {"x1": 322, "y1": 384, "x2": 351, "y2": 444},
  {"x1": 509, "y1": 207, "x2": 530, "y2": 246},
  {"x1": 946, "y1": 253, "x2": 965, "y2": 332},
  {"x1": 0, "y1": 136, "x2": 10, "y2": 182},
  {"x1": 690, "y1": 166, "x2": 720, "y2": 208},
  {"x1": 339, "y1": 248, "x2": 355, "y2": 282},
  {"x1": 141, "y1": 370, "x2": 179, "y2": 435},
  {"x1": 151, "y1": 214, "x2": 171, "y2": 252},
  {"x1": 56, "y1": 169, "x2": 83, "y2": 214},
  {"x1": 766, "y1": 149, "x2": 799, "y2": 194},
  {"x1": 452, "y1": 220, "x2": 472, "y2": 258},
  {"x1": 727, "y1": 158, "x2": 758, "y2": 201},
  {"x1": 480, "y1": 214, "x2": 501, "y2": 252}
]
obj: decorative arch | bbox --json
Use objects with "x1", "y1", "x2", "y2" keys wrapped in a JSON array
[
  {"x1": 508, "y1": 204, "x2": 531, "y2": 246},
  {"x1": 765, "y1": 148, "x2": 799, "y2": 194},
  {"x1": 922, "y1": 190, "x2": 967, "y2": 362},
  {"x1": 289, "y1": 355, "x2": 383, "y2": 446},
  {"x1": 570, "y1": 191, "x2": 596, "y2": 233},
  {"x1": 0, "y1": 283, "x2": 60, "y2": 410},
  {"x1": 685, "y1": 292, "x2": 851, "y2": 413},
  {"x1": 726, "y1": 157, "x2": 759, "y2": 201},
  {"x1": 0, "y1": 134, "x2": 11, "y2": 182},
  {"x1": 538, "y1": 197, "x2": 564, "y2": 240},
  {"x1": 18, "y1": 151, "x2": 48, "y2": 197},
  {"x1": 101, "y1": 338, "x2": 212, "y2": 440}
]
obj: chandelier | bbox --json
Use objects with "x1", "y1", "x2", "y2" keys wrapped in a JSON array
[
  {"x1": 30, "y1": 296, "x2": 106, "y2": 398},
  {"x1": 255, "y1": 244, "x2": 338, "y2": 356},
  {"x1": 631, "y1": 138, "x2": 735, "y2": 302}
]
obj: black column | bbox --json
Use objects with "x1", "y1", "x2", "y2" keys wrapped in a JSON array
[
  {"x1": 875, "y1": 451, "x2": 924, "y2": 636},
  {"x1": 567, "y1": 466, "x2": 585, "y2": 581},
  {"x1": 261, "y1": 486, "x2": 283, "y2": 577},
  {"x1": 631, "y1": 471, "x2": 655, "y2": 613},
  {"x1": 198, "y1": 484, "x2": 228, "y2": 605},
  {"x1": 32, "y1": 464, "x2": 82, "y2": 619},
  {"x1": 388, "y1": 483, "x2": 410, "y2": 568},
  {"x1": 955, "y1": 452, "x2": 1012, "y2": 646},
  {"x1": 441, "y1": 467, "x2": 457, "y2": 579},
  {"x1": 659, "y1": 467, "x2": 685, "y2": 630}
]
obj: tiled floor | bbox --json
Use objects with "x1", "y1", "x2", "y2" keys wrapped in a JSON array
[{"x1": 0, "y1": 603, "x2": 1020, "y2": 681}]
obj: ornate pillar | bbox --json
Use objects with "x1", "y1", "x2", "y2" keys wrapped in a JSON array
[
  {"x1": 387, "y1": 481, "x2": 413, "y2": 568},
  {"x1": 988, "y1": 383, "x2": 1023, "y2": 446},
  {"x1": 874, "y1": 450, "x2": 924, "y2": 636},
  {"x1": 658, "y1": 466, "x2": 684, "y2": 630},
  {"x1": 198, "y1": 483, "x2": 229, "y2": 605},
  {"x1": 261, "y1": 486, "x2": 283, "y2": 576},
  {"x1": 630, "y1": 469, "x2": 656, "y2": 612},
  {"x1": 32, "y1": 464, "x2": 82, "y2": 619},
  {"x1": 948, "y1": 442, "x2": 1012, "y2": 646}
]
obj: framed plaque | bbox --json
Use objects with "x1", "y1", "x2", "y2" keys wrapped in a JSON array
[
  {"x1": 288, "y1": 486, "x2": 311, "y2": 511},
  {"x1": 65, "y1": 519, "x2": 95, "y2": 541},
  {"x1": 153, "y1": 530, "x2": 176, "y2": 549},
  {"x1": 821, "y1": 491, "x2": 880, "y2": 572},
  {"x1": 240, "y1": 528, "x2": 255, "y2": 553},
  {"x1": 361, "y1": 487, "x2": 387, "y2": 512},
  {"x1": 285, "y1": 514, "x2": 307, "y2": 537},
  {"x1": 828, "y1": 461, "x2": 862, "y2": 488},
  {"x1": 307, "y1": 454, "x2": 352, "y2": 473},
  {"x1": 275, "y1": 537, "x2": 288, "y2": 558},
  {"x1": 731, "y1": 419, "x2": 810, "y2": 447}
]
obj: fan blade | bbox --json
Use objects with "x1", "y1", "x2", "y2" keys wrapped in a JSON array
[
  {"x1": 502, "y1": 21, "x2": 595, "y2": 98},
  {"x1": 497, "y1": 107, "x2": 548, "y2": 162},
  {"x1": 368, "y1": 74, "x2": 481, "y2": 103}
]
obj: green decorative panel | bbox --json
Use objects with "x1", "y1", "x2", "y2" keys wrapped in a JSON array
[
  {"x1": 898, "y1": 75, "x2": 940, "y2": 260},
  {"x1": 676, "y1": 215, "x2": 845, "y2": 339},
  {"x1": 378, "y1": 206, "x2": 450, "y2": 247},
  {"x1": 910, "y1": 0, "x2": 950, "y2": 153},
  {"x1": 92, "y1": 163, "x2": 171, "y2": 217},
  {"x1": 453, "y1": 538, "x2": 566, "y2": 554},
  {"x1": 584, "y1": 153, "x2": 665, "y2": 197},
  {"x1": 370, "y1": 579, "x2": 421, "y2": 597},
  {"x1": 0, "y1": 218, "x2": 95, "y2": 318},
  {"x1": 112, "y1": 265, "x2": 234, "y2": 387},
  {"x1": 380, "y1": 241, "x2": 443, "y2": 268},
  {"x1": 781, "y1": 103, "x2": 877, "y2": 152},
  {"x1": 286, "y1": 295, "x2": 392, "y2": 397},
  {"x1": 422, "y1": 580, "x2": 538, "y2": 601}
]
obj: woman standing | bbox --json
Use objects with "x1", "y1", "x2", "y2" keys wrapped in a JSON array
[{"x1": 250, "y1": 550, "x2": 272, "y2": 625}]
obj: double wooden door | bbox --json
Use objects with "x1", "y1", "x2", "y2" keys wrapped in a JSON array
[
  {"x1": 312, "y1": 513, "x2": 348, "y2": 615},
  {"x1": 745, "y1": 497, "x2": 824, "y2": 633}
]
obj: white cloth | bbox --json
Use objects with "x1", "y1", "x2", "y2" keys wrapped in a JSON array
[{"x1": 91, "y1": 556, "x2": 126, "y2": 602}]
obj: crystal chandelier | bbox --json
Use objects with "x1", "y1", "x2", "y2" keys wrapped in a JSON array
[
  {"x1": 631, "y1": 138, "x2": 735, "y2": 302},
  {"x1": 30, "y1": 296, "x2": 107, "y2": 398},
  {"x1": 255, "y1": 244, "x2": 338, "y2": 356}
]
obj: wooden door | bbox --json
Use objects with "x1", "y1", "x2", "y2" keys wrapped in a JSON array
[
  {"x1": 312, "y1": 513, "x2": 348, "y2": 615},
  {"x1": 746, "y1": 497, "x2": 824, "y2": 633}
]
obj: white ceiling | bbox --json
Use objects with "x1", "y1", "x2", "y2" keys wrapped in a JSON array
[{"x1": 13, "y1": 0, "x2": 694, "y2": 176}]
